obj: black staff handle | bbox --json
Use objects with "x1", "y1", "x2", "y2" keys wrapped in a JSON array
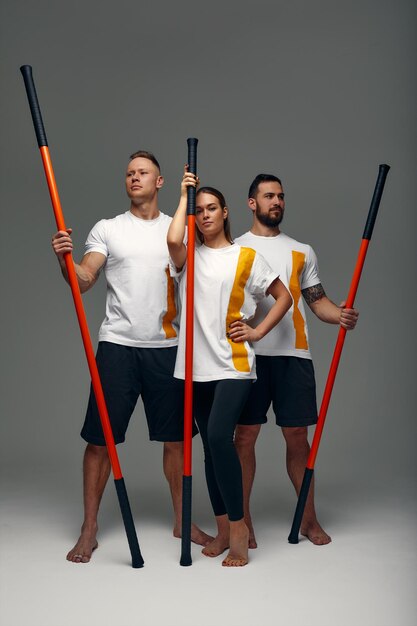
[
  {"x1": 363, "y1": 164, "x2": 390, "y2": 240},
  {"x1": 187, "y1": 137, "x2": 198, "y2": 215},
  {"x1": 20, "y1": 65, "x2": 48, "y2": 147}
]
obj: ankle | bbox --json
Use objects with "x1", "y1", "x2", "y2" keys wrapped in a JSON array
[
  {"x1": 229, "y1": 519, "x2": 249, "y2": 536},
  {"x1": 81, "y1": 520, "x2": 98, "y2": 534}
]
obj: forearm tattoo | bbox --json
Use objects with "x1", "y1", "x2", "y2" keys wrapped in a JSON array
[{"x1": 302, "y1": 283, "x2": 326, "y2": 305}]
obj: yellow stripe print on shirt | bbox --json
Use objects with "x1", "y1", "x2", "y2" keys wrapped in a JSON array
[
  {"x1": 162, "y1": 267, "x2": 177, "y2": 339},
  {"x1": 226, "y1": 247, "x2": 256, "y2": 373},
  {"x1": 289, "y1": 251, "x2": 308, "y2": 350}
]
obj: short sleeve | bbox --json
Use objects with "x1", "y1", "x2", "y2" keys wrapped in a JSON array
[
  {"x1": 84, "y1": 220, "x2": 108, "y2": 258},
  {"x1": 168, "y1": 257, "x2": 186, "y2": 281},
  {"x1": 168, "y1": 232, "x2": 194, "y2": 281},
  {"x1": 300, "y1": 246, "x2": 320, "y2": 290},
  {"x1": 248, "y1": 251, "x2": 279, "y2": 302}
]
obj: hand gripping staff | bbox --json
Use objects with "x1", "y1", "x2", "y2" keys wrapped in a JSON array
[
  {"x1": 180, "y1": 137, "x2": 198, "y2": 566},
  {"x1": 20, "y1": 65, "x2": 144, "y2": 568},
  {"x1": 288, "y1": 164, "x2": 390, "y2": 544}
]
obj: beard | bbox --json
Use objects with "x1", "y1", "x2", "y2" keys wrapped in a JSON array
[{"x1": 255, "y1": 207, "x2": 283, "y2": 228}]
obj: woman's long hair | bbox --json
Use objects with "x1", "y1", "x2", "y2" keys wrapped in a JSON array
[{"x1": 195, "y1": 187, "x2": 233, "y2": 245}]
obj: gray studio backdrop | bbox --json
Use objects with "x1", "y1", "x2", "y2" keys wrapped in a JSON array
[{"x1": 1, "y1": 0, "x2": 415, "y2": 532}]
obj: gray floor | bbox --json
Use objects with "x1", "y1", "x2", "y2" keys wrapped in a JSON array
[{"x1": 1, "y1": 465, "x2": 416, "y2": 626}]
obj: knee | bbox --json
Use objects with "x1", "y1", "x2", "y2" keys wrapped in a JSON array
[
  {"x1": 207, "y1": 429, "x2": 224, "y2": 452},
  {"x1": 164, "y1": 441, "x2": 183, "y2": 454},
  {"x1": 281, "y1": 426, "x2": 308, "y2": 448},
  {"x1": 234, "y1": 425, "x2": 260, "y2": 452},
  {"x1": 206, "y1": 427, "x2": 234, "y2": 456},
  {"x1": 86, "y1": 443, "x2": 108, "y2": 459}
]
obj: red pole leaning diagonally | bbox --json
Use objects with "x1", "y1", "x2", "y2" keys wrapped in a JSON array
[
  {"x1": 288, "y1": 164, "x2": 390, "y2": 544},
  {"x1": 20, "y1": 65, "x2": 143, "y2": 568}
]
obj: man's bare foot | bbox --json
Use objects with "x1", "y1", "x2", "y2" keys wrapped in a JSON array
[
  {"x1": 202, "y1": 534, "x2": 229, "y2": 557},
  {"x1": 173, "y1": 523, "x2": 214, "y2": 547},
  {"x1": 222, "y1": 522, "x2": 249, "y2": 567},
  {"x1": 301, "y1": 520, "x2": 332, "y2": 545},
  {"x1": 66, "y1": 524, "x2": 98, "y2": 563}
]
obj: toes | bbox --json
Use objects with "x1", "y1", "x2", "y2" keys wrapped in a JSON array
[
  {"x1": 222, "y1": 556, "x2": 247, "y2": 567},
  {"x1": 69, "y1": 553, "x2": 91, "y2": 563},
  {"x1": 67, "y1": 542, "x2": 97, "y2": 563}
]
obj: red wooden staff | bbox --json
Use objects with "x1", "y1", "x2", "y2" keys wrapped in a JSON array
[
  {"x1": 20, "y1": 65, "x2": 144, "y2": 567},
  {"x1": 288, "y1": 164, "x2": 390, "y2": 544},
  {"x1": 180, "y1": 137, "x2": 198, "y2": 566}
]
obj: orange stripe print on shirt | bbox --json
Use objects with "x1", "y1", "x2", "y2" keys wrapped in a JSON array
[
  {"x1": 162, "y1": 267, "x2": 177, "y2": 339},
  {"x1": 226, "y1": 247, "x2": 256, "y2": 372},
  {"x1": 289, "y1": 251, "x2": 308, "y2": 350}
]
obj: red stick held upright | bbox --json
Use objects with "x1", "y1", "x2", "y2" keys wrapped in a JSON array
[
  {"x1": 20, "y1": 65, "x2": 144, "y2": 568},
  {"x1": 288, "y1": 164, "x2": 390, "y2": 544},
  {"x1": 180, "y1": 137, "x2": 198, "y2": 566}
]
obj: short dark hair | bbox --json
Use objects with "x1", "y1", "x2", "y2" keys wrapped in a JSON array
[
  {"x1": 196, "y1": 187, "x2": 233, "y2": 245},
  {"x1": 129, "y1": 150, "x2": 161, "y2": 172},
  {"x1": 248, "y1": 174, "x2": 282, "y2": 199}
]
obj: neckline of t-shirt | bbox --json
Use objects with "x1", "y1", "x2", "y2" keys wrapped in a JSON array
[
  {"x1": 127, "y1": 210, "x2": 164, "y2": 224},
  {"x1": 246, "y1": 230, "x2": 284, "y2": 240},
  {"x1": 200, "y1": 243, "x2": 237, "y2": 254}
]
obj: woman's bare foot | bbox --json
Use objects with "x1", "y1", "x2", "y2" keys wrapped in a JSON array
[
  {"x1": 66, "y1": 524, "x2": 98, "y2": 563},
  {"x1": 301, "y1": 520, "x2": 332, "y2": 545},
  {"x1": 202, "y1": 534, "x2": 229, "y2": 557},
  {"x1": 173, "y1": 523, "x2": 214, "y2": 547},
  {"x1": 222, "y1": 520, "x2": 249, "y2": 567},
  {"x1": 245, "y1": 518, "x2": 257, "y2": 549}
]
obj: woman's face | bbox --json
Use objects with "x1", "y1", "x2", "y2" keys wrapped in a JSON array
[{"x1": 195, "y1": 193, "x2": 227, "y2": 239}]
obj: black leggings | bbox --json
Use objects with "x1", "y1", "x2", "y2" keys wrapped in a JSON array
[{"x1": 194, "y1": 379, "x2": 253, "y2": 522}]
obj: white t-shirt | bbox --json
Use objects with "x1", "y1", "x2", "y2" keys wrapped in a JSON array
[
  {"x1": 85, "y1": 211, "x2": 179, "y2": 348},
  {"x1": 234, "y1": 231, "x2": 320, "y2": 359},
  {"x1": 172, "y1": 243, "x2": 278, "y2": 381}
]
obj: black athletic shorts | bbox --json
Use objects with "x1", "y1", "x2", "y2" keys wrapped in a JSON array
[
  {"x1": 81, "y1": 341, "x2": 196, "y2": 445},
  {"x1": 238, "y1": 355, "x2": 318, "y2": 428}
]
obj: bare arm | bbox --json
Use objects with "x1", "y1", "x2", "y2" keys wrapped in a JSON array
[
  {"x1": 51, "y1": 229, "x2": 106, "y2": 293},
  {"x1": 302, "y1": 283, "x2": 359, "y2": 330},
  {"x1": 167, "y1": 167, "x2": 197, "y2": 271},
  {"x1": 228, "y1": 278, "x2": 292, "y2": 343}
]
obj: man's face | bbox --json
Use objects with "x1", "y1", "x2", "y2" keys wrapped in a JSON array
[
  {"x1": 249, "y1": 181, "x2": 285, "y2": 228},
  {"x1": 125, "y1": 157, "x2": 163, "y2": 201}
]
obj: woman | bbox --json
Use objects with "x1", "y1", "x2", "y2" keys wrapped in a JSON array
[{"x1": 167, "y1": 169, "x2": 292, "y2": 566}]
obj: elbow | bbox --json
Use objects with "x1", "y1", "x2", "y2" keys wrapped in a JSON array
[{"x1": 79, "y1": 281, "x2": 93, "y2": 294}]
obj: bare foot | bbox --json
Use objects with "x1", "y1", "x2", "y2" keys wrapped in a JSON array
[
  {"x1": 66, "y1": 524, "x2": 98, "y2": 563},
  {"x1": 222, "y1": 523, "x2": 249, "y2": 567},
  {"x1": 245, "y1": 519, "x2": 257, "y2": 549},
  {"x1": 301, "y1": 521, "x2": 332, "y2": 545},
  {"x1": 173, "y1": 523, "x2": 214, "y2": 547},
  {"x1": 202, "y1": 534, "x2": 229, "y2": 557}
]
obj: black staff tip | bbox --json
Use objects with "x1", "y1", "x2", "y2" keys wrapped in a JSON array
[
  {"x1": 362, "y1": 164, "x2": 390, "y2": 240},
  {"x1": 20, "y1": 64, "x2": 48, "y2": 148}
]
